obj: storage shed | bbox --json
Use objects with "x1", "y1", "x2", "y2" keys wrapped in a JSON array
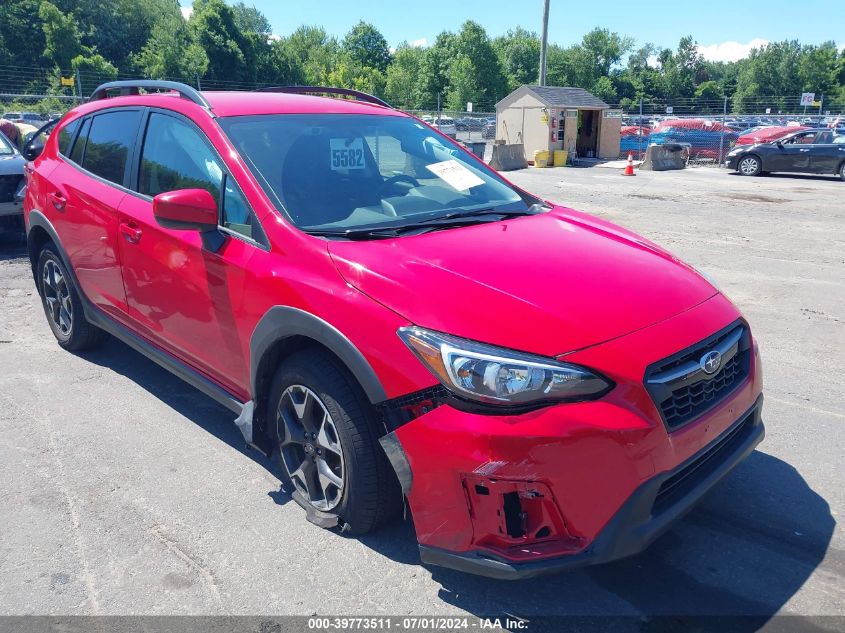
[{"x1": 495, "y1": 85, "x2": 622, "y2": 161}]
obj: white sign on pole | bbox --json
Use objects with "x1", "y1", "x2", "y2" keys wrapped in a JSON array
[
  {"x1": 800, "y1": 92, "x2": 815, "y2": 106},
  {"x1": 665, "y1": 106, "x2": 673, "y2": 114},
  {"x1": 466, "y1": 102, "x2": 473, "y2": 113},
  {"x1": 765, "y1": 108, "x2": 771, "y2": 114}
]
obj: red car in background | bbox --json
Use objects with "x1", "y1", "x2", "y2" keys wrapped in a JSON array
[
  {"x1": 736, "y1": 125, "x2": 809, "y2": 146},
  {"x1": 23, "y1": 81, "x2": 764, "y2": 579}
]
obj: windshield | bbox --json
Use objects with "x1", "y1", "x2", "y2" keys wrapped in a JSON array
[
  {"x1": 0, "y1": 133, "x2": 14, "y2": 155},
  {"x1": 219, "y1": 114, "x2": 530, "y2": 232}
]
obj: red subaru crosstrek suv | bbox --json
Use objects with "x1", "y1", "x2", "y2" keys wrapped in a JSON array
[{"x1": 23, "y1": 81, "x2": 763, "y2": 579}]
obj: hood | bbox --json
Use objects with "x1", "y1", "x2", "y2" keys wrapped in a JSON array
[
  {"x1": 329, "y1": 209, "x2": 718, "y2": 356},
  {"x1": 0, "y1": 153, "x2": 25, "y2": 176}
]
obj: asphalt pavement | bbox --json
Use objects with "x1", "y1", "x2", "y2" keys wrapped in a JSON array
[{"x1": 0, "y1": 165, "x2": 842, "y2": 625}]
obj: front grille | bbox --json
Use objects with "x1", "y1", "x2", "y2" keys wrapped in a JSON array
[
  {"x1": 653, "y1": 408, "x2": 755, "y2": 513},
  {"x1": 0, "y1": 175, "x2": 23, "y2": 203},
  {"x1": 645, "y1": 322, "x2": 751, "y2": 431}
]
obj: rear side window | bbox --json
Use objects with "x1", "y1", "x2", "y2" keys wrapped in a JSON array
[
  {"x1": 69, "y1": 118, "x2": 90, "y2": 164},
  {"x1": 57, "y1": 119, "x2": 79, "y2": 156},
  {"x1": 81, "y1": 110, "x2": 141, "y2": 185}
]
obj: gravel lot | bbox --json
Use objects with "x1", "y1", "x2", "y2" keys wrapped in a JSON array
[{"x1": 0, "y1": 166, "x2": 842, "y2": 624}]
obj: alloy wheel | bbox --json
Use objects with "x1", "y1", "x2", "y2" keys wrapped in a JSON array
[
  {"x1": 739, "y1": 157, "x2": 759, "y2": 176},
  {"x1": 277, "y1": 385, "x2": 345, "y2": 510},
  {"x1": 42, "y1": 259, "x2": 73, "y2": 336}
]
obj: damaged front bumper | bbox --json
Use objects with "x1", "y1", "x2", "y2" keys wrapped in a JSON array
[{"x1": 416, "y1": 397, "x2": 764, "y2": 579}]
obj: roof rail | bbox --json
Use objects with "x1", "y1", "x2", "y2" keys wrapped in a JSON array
[
  {"x1": 89, "y1": 80, "x2": 211, "y2": 110},
  {"x1": 257, "y1": 85, "x2": 392, "y2": 109}
]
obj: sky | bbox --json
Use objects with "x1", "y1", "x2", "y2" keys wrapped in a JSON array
[{"x1": 179, "y1": 0, "x2": 845, "y2": 62}]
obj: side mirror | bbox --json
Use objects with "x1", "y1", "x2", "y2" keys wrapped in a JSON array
[
  {"x1": 775, "y1": 140, "x2": 784, "y2": 148},
  {"x1": 22, "y1": 140, "x2": 44, "y2": 161},
  {"x1": 22, "y1": 118, "x2": 59, "y2": 161},
  {"x1": 153, "y1": 188, "x2": 225, "y2": 251}
]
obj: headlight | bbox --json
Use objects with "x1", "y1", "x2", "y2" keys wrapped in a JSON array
[{"x1": 398, "y1": 327, "x2": 612, "y2": 406}]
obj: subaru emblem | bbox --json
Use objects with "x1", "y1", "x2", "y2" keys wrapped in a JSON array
[{"x1": 700, "y1": 350, "x2": 722, "y2": 375}]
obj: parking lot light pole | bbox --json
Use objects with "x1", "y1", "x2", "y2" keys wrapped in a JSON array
[{"x1": 539, "y1": 0, "x2": 550, "y2": 86}]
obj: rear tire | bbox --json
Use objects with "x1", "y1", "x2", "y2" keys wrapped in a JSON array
[
  {"x1": 269, "y1": 349, "x2": 401, "y2": 535},
  {"x1": 737, "y1": 155, "x2": 762, "y2": 176},
  {"x1": 36, "y1": 244, "x2": 108, "y2": 351},
  {"x1": 839, "y1": 162, "x2": 845, "y2": 181}
]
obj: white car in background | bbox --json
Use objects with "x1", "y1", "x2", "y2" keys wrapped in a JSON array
[{"x1": 431, "y1": 116, "x2": 456, "y2": 136}]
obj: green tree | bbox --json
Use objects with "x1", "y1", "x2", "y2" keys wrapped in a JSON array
[
  {"x1": 661, "y1": 36, "x2": 705, "y2": 100},
  {"x1": 136, "y1": 10, "x2": 209, "y2": 81},
  {"x1": 342, "y1": 21, "x2": 391, "y2": 74},
  {"x1": 52, "y1": 0, "x2": 177, "y2": 74},
  {"x1": 446, "y1": 55, "x2": 482, "y2": 110},
  {"x1": 591, "y1": 75, "x2": 617, "y2": 103},
  {"x1": 547, "y1": 28, "x2": 633, "y2": 102},
  {"x1": 189, "y1": 0, "x2": 255, "y2": 83},
  {"x1": 798, "y1": 41, "x2": 840, "y2": 96},
  {"x1": 416, "y1": 31, "x2": 456, "y2": 108},
  {"x1": 71, "y1": 53, "x2": 118, "y2": 95},
  {"x1": 732, "y1": 40, "x2": 803, "y2": 111},
  {"x1": 694, "y1": 80, "x2": 724, "y2": 100},
  {"x1": 493, "y1": 28, "x2": 541, "y2": 91},
  {"x1": 266, "y1": 39, "x2": 305, "y2": 86},
  {"x1": 580, "y1": 28, "x2": 634, "y2": 80},
  {"x1": 326, "y1": 59, "x2": 386, "y2": 96},
  {"x1": 453, "y1": 21, "x2": 506, "y2": 107},
  {"x1": 280, "y1": 26, "x2": 339, "y2": 85},
  {"x1": 0, "y1": 0, "x2": 47, "y2": 73},
  {"x1": 40, "y1": 1, "x2": 86, "y2": 70},
  {"x1": 231, "y1": 2, "x2": 272, "y2": 36},
  {"x1": 385, "y1": 44, "x2": 425, "y2": 108}
]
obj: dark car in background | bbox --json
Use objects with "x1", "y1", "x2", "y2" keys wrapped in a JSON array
[
  {"x1": 2, "y1": 112, "x2": 45, "y2": 127},
  {"x1": 482, "y1": 117, "x2": 496, "y2": 139},
  {"x1": 726, "y1": 128, "x2": 845, "y2": 179},
  {"x1": 455, "y1": 116, "x2": 486, "y2": 132},
  {"x1": 0, "y1": 130, "x2": 26, "y2": 229}
]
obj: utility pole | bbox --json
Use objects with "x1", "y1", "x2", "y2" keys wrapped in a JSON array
[{"x1": 539, "y1": 0, "x2": 550, "y2": 86}]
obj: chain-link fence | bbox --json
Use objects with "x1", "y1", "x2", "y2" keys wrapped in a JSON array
[{"x1": 3, "y1": 63, "x2": 843, "y2": 167}]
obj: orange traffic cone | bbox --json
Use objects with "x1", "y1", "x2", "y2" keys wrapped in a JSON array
[{"x1": 623, "y1": 152, "x2": 636, "y2": 176}]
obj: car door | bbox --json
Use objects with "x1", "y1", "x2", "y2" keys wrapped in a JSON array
[
  {"x1": 768, "y1": 131, "x2": 817, "y2": 172},
  {"x1": 809, "y1": 137, "x2": 845, "y2": 174},
  {"x1": 117, "y1": 109, "x2": 266, "y2": 396},
  {"x1": 46, "y1": 109, "x2": 142, "y2": 319}
]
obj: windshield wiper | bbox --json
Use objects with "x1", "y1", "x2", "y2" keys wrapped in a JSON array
[
  {"x1": 305, "y1": 227, "x2": 405, "y2": 240},
  {"x1": 417, "y1": 204, "x2": 547, "y2": 225},
  {"x1": 306, "y1": 203, "x2": 550, "y2": 240}
]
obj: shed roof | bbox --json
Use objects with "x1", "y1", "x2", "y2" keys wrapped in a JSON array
[{"x1": 497, "y1": 85, "x2": 610, "y2": 110}]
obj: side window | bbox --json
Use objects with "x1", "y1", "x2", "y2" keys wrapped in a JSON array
[
  {"x1": 82, "y1": 110, "x2": 141, "y2": 185},
  {"x1": 57, "y1": 119, "x2": 79, "y2": 156},
  {"x1": 69, "y1": 118, "x2": 90, "y2": 165},
  {"x1": 140, "y1": 112, "x2": 256, "y2": 240}
]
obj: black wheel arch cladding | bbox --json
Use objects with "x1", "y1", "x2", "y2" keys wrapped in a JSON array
[{"x1": 249, "y1": 306, "x2": 389, "y2": 451}]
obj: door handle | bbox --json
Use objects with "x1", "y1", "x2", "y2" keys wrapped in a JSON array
[
  {"x1": 48, "y1": 191, "x2": 66, "y2": 211},
  {"x1": 799, "y1": 149, "x2": 810, "y2": 152},
  {"x1": 119, "y1": 221, "x2": 143, "y2": 244}
]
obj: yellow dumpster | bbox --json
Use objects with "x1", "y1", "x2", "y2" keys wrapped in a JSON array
[
  {"x1": 533, "y1": 149, "x2": 550, "y2": 168},
  {"x1": 553, "y1": 150, "x2": 568, "y2": 167}
]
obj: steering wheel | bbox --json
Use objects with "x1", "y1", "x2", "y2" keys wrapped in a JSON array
[{"x1": 381, "y1": 174, "x2": 420, "y2": 190}]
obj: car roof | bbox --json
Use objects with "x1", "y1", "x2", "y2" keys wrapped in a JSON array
[
  {"x1": 75, "y1": 90, "x2": 407, "y2": 119},
  {"x1": 204, "y1": 91, "x2": 405, "y2": 117}
]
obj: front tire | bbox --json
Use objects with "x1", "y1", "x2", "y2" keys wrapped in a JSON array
[
  {"x1": 269, "y1": 349, "x2": 401, "y2": 534},
  {"x1": 839, "y1": 162, "x2": 845, "y2": 181},
  {"x1": 36, "y1": 244, "x2": 108, "y2": 351},
  {"x1": 737, "y1": 155, "x2": 762, "y2": 176}
]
